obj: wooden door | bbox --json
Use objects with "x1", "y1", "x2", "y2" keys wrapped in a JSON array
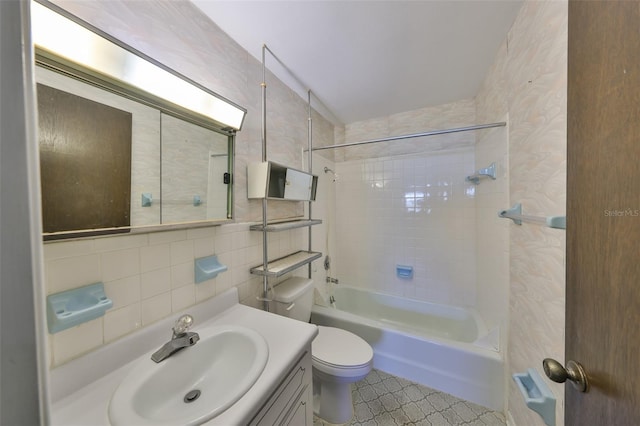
[{"x1": 566, "y1": 1, "x2": 640, "y2": 424}]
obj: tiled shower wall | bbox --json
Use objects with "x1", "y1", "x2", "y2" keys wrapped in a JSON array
[
  {"x1": 330, "y1": 99, "x2": 482, "y2": 308},
  {"x1": 41, "y1": 0, "x2": 333, "y2": 368},
  {"x1": 333, "y1": 149, "x2": 478, "y2": 306}
]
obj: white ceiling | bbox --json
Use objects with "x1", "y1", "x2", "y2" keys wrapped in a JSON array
[{"x1": 191, "y1": 0, "x2": 523, "y2": 125}]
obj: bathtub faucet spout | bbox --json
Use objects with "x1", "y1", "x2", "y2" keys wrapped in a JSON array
[{"x1": 326, "y1": 277, "x2": 339, "y2": 284}]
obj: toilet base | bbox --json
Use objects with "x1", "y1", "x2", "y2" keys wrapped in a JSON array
[{"x1": 312, "y1": 370, "x2": 355, "y2": 424}]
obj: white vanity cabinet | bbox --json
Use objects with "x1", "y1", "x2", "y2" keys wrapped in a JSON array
[{"x1": 250, "y1": 349, "x2": 313, "y2": 426}]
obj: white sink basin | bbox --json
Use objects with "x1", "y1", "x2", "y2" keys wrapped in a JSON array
[{"x1": 108, "y1": 324, "x2": 269, "y2": 426}]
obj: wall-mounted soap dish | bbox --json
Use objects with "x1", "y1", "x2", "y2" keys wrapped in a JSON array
[
  {"x1": 46, "y1": 282, "x2": 113, "y2": 334},
  {"x1": 513, "y1": 368, "x2": 556, "y2": 426},
  {"x1": 194, "y1": 255, "x2": 228, "y2": 283},
  {"x1": 396, "y1": 265, "x2": 413, "y2": 279}
]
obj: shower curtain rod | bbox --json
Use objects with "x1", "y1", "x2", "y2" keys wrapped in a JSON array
[{"x1": 310, "y1": 122, "x2": 507, "y2": 151}]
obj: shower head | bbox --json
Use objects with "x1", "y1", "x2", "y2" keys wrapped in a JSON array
[{"x1": 323, "y1": 166, "x2": 338, "y2": 182}]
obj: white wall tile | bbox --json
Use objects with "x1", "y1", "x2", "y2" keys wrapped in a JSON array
[
  {"x1": 248, "y1": 230, "x2": 262, "y2": 247},
  {"x1": 141, "y1": 293, "x2": 172, "y2": 326},
  {"x1": 46, "y1": 255, "x2": 101, "y2": 294},
  {"x1": 170, "y1": 239, "x2": 194, "y2": 265},
  {"x1": 231, "y1": 229, "x2": 248, "y2": 250},
  {"x1": 104, "y1": 275, "x2": 141, "y2": 309},
  {"x1": 187, "y1": 227, "x2": 215, "y2": 240},
  {"x1": 195, "y1": 279, "x2": 216, "y2": 302},
  {"x1": 171, "y1": 262, "x2": 194, "y2": 289},
  {"x1": 215, "y1": 232, "x2": 234, "y2": 253},
  {"x1": 43, "y1": 239, "x2": 94, "y2": 260},
  {"x1": 140, "y1": 243, "x2": 171, "y2": 273},
  {"x1": 215, "y1": 268, "x2": 234, "y2": 294},
  {"x1": 193, "y1": 237, "x2": 215, "y2": 258},
  {"x1": 51, "y1": 319, "x2": 104, "y2": 365},
  {"x1": 231, "y1": 248, "x2": 247, "y2": 269},
  {"x1": 101, "y1": 248, "x2": 140, "y2": 282},
  {"x1": 171, "y1": 285, "x2": 196, "y2": 312},
  {"x1": 231, "y1": 266, "x2": 250, "y2": 288},
  {"x1": 140, "y1": 267, "x2": 171, "y2": 299},
  {"x1": 93, "y1": 234, "x2": 148, "y2": 253},
  {"x1": 148, "y1": 229, "x2": 187, "y2": 245},
  {"x1": 104, "y1": 304, "x2": 142, "y2": 343}
]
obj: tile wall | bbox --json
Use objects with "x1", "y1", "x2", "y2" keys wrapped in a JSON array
[
  {"x1": 328, "y1": 99, "x2": 482, "y2": 308},
  {"x1": 44, "y1": 225, "x2": 306, "y2": 366},
  {"x1": 332, "y1": 148, "x2": 477, "y2": 306}
]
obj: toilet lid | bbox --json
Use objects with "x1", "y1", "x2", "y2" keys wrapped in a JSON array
[{"x1": 312, "y1": 326, "x2": 373, "y2": 368}]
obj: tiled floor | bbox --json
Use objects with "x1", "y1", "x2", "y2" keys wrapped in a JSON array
[{"x1": 313, "y1": 369, "x2": 506, "y2": 426}]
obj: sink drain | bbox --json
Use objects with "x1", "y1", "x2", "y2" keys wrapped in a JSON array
[{"x1": 184, "y1": 389, "x2": 201, "y2": 403}]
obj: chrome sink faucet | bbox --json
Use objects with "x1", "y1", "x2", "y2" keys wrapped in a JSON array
[{"x1": 151, "y1": 314, "x2": 200, "y2": 363}]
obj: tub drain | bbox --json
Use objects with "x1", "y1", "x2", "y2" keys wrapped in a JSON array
[{"x1": 184, "y1": 389, "x2": 201, "y2": 403}]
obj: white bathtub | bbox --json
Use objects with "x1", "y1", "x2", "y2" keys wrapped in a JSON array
[{"x1": 310, "y1": 286, "x2": 504, "y2": 411}]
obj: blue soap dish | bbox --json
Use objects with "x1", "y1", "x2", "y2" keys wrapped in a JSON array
[
  {"x1": 194, "y1": 255, "x2": 227, "y2": 283},
  {"x1": 47, "y1": 282, "x2": 113, "y2": 334},
  {"x1": 396, "y1": 265, "x2": 413, "y2": 279},
  {"x1": 513, "y1": 368, "x2": 556, "y2": 426}
]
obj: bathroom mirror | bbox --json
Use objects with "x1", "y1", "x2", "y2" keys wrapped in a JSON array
[{"x1": 32, "y1": 1, "x2": 246, "y2": 240}]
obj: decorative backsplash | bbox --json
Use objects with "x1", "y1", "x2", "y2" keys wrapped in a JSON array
[{"x1": 43, "y1": 224, "x2": 306, "y2": 366}]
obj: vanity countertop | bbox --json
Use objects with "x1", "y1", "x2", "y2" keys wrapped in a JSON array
[{"x1": 49, "y1": 287, "x2": 318, "y2": 425}]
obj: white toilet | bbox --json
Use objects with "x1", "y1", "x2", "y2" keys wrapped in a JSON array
[{"x1": 272, "y1": 277, "x2": 373, "y2": 424}]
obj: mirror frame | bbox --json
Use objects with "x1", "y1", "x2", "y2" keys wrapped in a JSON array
[{"x1": 33, "y1": 1, "x2": 246, "y2": 241}]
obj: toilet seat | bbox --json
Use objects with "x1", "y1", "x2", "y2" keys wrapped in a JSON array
[{"x1": 312, "y1": 326, "x2": 373, "y2": 378}]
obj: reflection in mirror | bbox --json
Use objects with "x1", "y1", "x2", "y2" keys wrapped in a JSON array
[
  {"x1": 32, "y1": 1, "x2": 246, "y2": 240},
  {"x1": 38, "y1": 83, "x2": 133, "y2": 233},
  {"x1": 36, "y1": 66, "x2": 162, "y2": 233},
  {"x1": 160, "y1": 114, "x2": 230, "y2": 224}
]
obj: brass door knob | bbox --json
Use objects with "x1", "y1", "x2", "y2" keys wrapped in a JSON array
[{"x1": 543, "y1": 358, "x2": 589, "y2": 392}]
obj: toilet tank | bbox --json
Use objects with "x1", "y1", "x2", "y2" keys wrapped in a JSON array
[{"x1": 271, "y1": 277, "x2": 314, "y2": 322}]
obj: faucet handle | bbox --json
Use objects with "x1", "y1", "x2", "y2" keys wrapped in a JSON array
[{"x1": 172, "y1": 314, "x2": 194, "y2": 336}]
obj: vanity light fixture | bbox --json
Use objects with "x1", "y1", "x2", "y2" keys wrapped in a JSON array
[{"x1": 31, "y1": 1, "x2": 246, "y2": 130}]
